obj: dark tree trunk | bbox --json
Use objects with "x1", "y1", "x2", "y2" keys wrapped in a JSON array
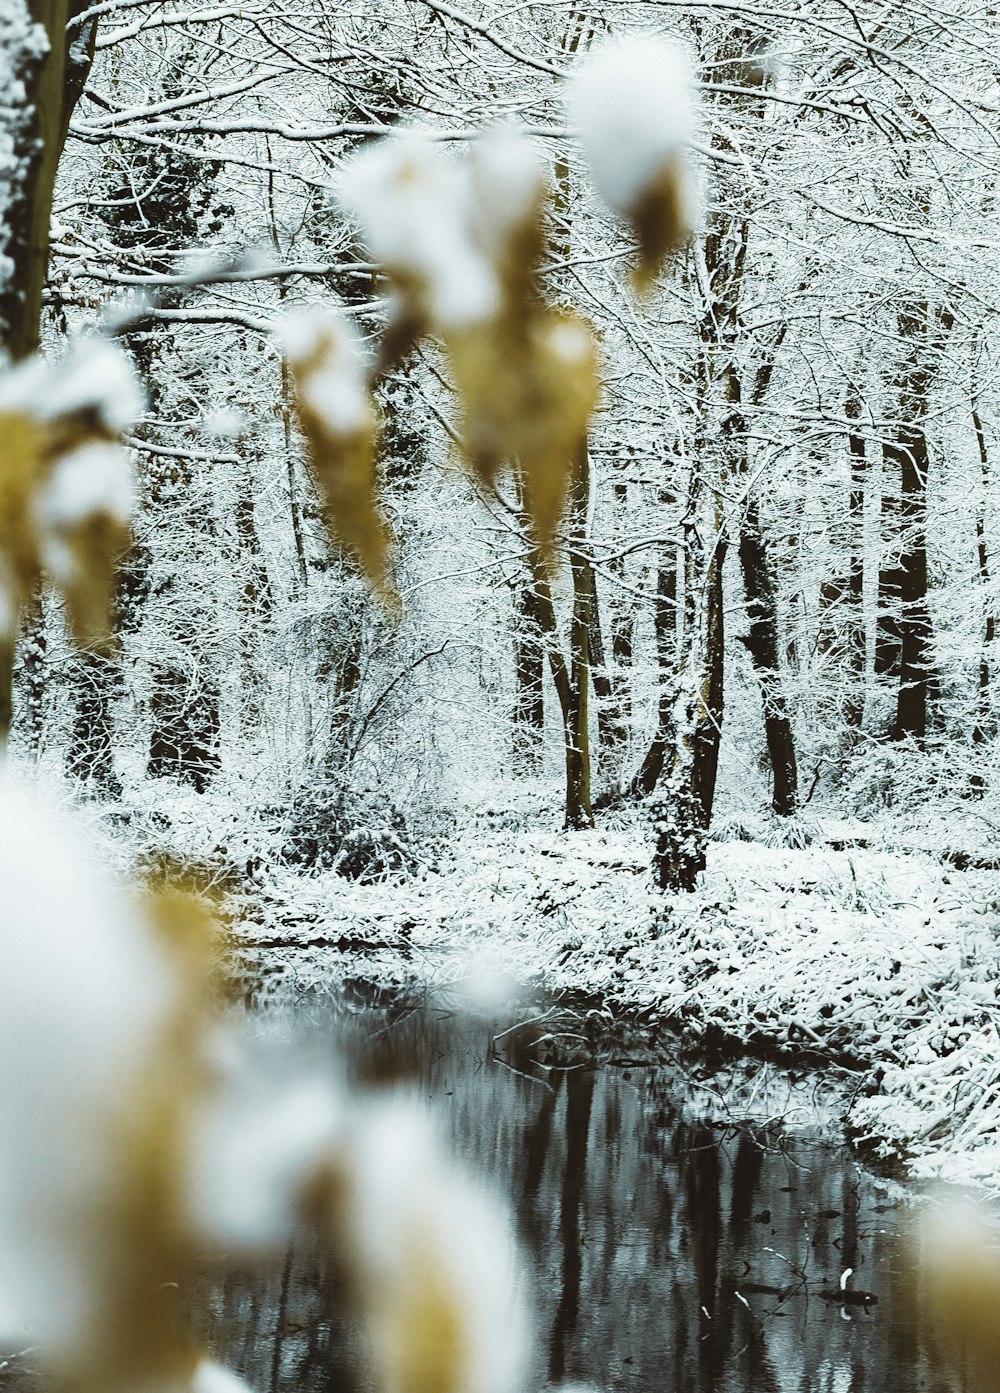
[
  {"x1": 876, "y1": 436, "x2": 904, "y2": 681},
  {"x1": 322, "y1": 625, "x2": 363, "y2": 779},
  {"x1": 971, "y1": 387, "x2": 993, "y2": 788},
  {"x1": 882, "y1": 301, "x2": 951, "y2": 742},
  {"x1": 739, "y1": 498, "x2": 797, "y2": 815},
  {"x1": 0, "y1": 0, "x2": 97, "y2": 743},
  {"x1": 890, "y1": 427, "x2": 933, "y2": 742},
  {"x1": 652, "y1": 166, "x2": 746, "y2": 888},
  {"x1": 653, "y1": 541, "x2": 726, "y2": 893},
  {"x1": 0, "y1": 0, "x2": 95, "y2": 360},
  {"x1": 585, "y1": 563, "x2": 627, "y2": 775},
  {"x1": 233, "y1": 460, "x2": 273, "y2": 732},
  {"x1": 608, "y1": 480, "x2": 634, "y2": 731},
  {"x1": 17, "y1": 587, "x2": 47, "y2": 757},
  {"x1": 844, "y1": 395, "x2": 867, "y2": 727},
  {"x1": 632, "y1": 554, "x2": 678, "y2": 799},
  {"x1": 691, "y1": 545, "x2": 726, "y2": 832},
  {"x1": 564, "y1": 445, "x2": 594, "y2": 830},
  {"x1": 512, "y1": 577, "x2": 545, "y2": 776},
  {"x1": 147, "y1": 665, "x2": 220, "y2": 793}
]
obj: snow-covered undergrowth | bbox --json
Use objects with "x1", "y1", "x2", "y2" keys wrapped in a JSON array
[{"x1": 88, "y1": 784, "x2": 1000, "y2": 1194}]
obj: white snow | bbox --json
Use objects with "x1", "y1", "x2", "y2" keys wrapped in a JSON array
[
  {"x1": 36, "y1": 441, "x2": 134, "y2": 527},
  {"x1": 220, "y1": 803, "x2": 1000, "y2": 1194},
  {"x1": 41, "y1": 339, "x2": 143, "y2": 432},
  {"x1": 568, "y1": 36, "x2": 697, "y2": 214},
  {"x1": 546, "y1": 316, "x2": 594, "y2": 364},
  {"x1": 0, "y1": 337, "x2": 143, "y2": 432},
  {"x1": 469, "y1": 126, "x2": 546, "y2": 258},
  {"x1": 277, "y1": 308, "x2": 374, "y2": 436},
  {"x1": 338, "y1": 135, "x2": 499, "y2": 329},
  {"x1": 192, "y1": 1359, "x2": 256, "y2": 1393}
]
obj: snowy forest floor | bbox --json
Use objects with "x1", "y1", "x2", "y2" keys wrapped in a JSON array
[{"x1": 88, "y1": 782, "x2": 1000, "y2": 1197}]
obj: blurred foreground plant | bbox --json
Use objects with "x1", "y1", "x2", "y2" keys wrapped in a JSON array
[
  {"x1": 0, "y1": 777, "x2": 529, "y2": 1393},
  {"x1": 280, "y1": 38, "x2": 698, "y2": 596},
  {"x1": 919, "y1": 1201, "x2": 1000, "y2": 1392}
]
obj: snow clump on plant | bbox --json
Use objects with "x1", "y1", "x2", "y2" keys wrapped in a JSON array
[
  {"x1": 339, "y1": 134, "x2": 499, "y2": 331},
  {"x1": 569, "y1": 35, "x2": 700, "y2": 288}
]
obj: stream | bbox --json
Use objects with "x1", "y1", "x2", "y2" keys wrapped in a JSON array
[
  {"x1": 0, "y1": 1002, "x2": 967, "y2": 1393},
  {"x1": 195, "y1": 1003, "x2": 964, "y2": 1393}
]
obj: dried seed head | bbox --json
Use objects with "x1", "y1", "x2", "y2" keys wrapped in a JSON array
[
  {"x1": 339, "y1": 1095, "x2": 531, "y2": 1393},
  {"x1": 569, "y1": 35, "x2": 700, "y2": 288},
  {"x1": 0, "y1": 340, "x2": 140, "y2": 644},
  {"x1": 339, "y1": 137, "x2": 499, "y2": 338},
  {"x1": 449, "y1": 309, "x2": 598, "y2": 551},
  {"x1": 340, "y1": 129, "x2": 599, "y2": 558},
  {"x1": 36, "y1": 442, "x2": 133, "y2": 650},
  {"x1": 920, "y1": 1202, "x2": 1000, "y2": 1390},
  {"x1": 279, "y1": 309, "x2": 392, "y2": 597}
]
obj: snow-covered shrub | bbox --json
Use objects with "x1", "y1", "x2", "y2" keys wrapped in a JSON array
[
  {"x1": 762, "y1": 815, "x2": 821, "y2": 850},
  {"x1": 278, "y1": 783, "x2": 418, "y2": 881},
  {"x1": 711, "y1": 813, "x2": 762, "y2": 844}
]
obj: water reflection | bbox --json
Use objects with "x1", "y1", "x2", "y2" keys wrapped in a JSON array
[
  {"x1": 0, "y1": 1006, "x2": 969, "y2": 1393},
  {"x1": 201, "y1": 1007, "x2": 964, "y2": 1393}
]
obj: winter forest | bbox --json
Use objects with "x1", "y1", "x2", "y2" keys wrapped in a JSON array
[{"x1": 7, "y1": 0, "x2": 1000, "y2": 1391}]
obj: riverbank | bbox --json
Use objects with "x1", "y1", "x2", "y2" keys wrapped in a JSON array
[
  {"x1": 77, "y1": 776, "x2": 1000, "y2": 1192},
  {"x1": 197, "y1": 806, "x2": 1000, "y2": 1195}
]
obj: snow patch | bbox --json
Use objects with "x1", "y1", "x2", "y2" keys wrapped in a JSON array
[{"x1": 569, "y1": 36, "x2": 697, "y2": 213}]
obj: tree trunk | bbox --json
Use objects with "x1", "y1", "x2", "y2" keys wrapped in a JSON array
[
  {"x1": 884, "y1": 301, "x2": 951, "y2": 742},
  {"x1": 564, "y1": 444, "x2": 594, "y2": 830},
  {"x1": 875, "y1": 441, "x2": 904, "y2": 680},
  {"x1": 17, "y1": 586, "x2": 47, "y2": 756},
  {"x1": 512, "y1": 576, "x2": 545, "y2": 776},
  {"x1": 608, "y1": 480, "x2": 634, "y2": 732},
  {"x1": 0, "y1": 0, "x2": 97, "y2": 744},
  {"x1": 585, "y1": 563, "x2": 627, "y2": 775},
  {"x1": 692, "y1": 544, "x2": 726, "y2": 832},
  {"x1": 0, "y1": 0, "x2": 96, "y2": 360},
  {"x1": 631, "y1": 553, "x2": 678, "y2": 799},
  {"x1": 843, "y1": 393, "x2": 867, "y2": 728},
  {"x1": 147, "y1": 663, "x2": 220, "y2": 793},
  {"x1": 653, "y1": 521, "x2": 726, "y2": 893},
  {"x1": 890, "y1": 426, "x2": 932, "y2": 741},
  {"x1": 67, "y1": 646, "x2": 122, "y2": 799},
  {"x1": 971, "y1": 385, "x2": 993, "y2": 788},
  {"x1": 739, "y1": 495, "x2": 798, "y2": 815}
]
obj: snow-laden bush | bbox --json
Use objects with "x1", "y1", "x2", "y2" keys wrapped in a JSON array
[
  {"x1": 762, "y1": 815, "x2": 822, "y2": 850},
  {"x1": 278, "y1": 783, "x2": 418, "y2": 881}
]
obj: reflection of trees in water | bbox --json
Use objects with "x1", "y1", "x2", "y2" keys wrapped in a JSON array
[
  {"x1": 196, "y1": 1238, "x2": 365, "y2": 1393},
  {"x1": 188, "y1": 1015, "x2": 962, "y2": 1393}
]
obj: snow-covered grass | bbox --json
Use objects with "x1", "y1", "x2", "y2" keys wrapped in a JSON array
[{"x1": 84, "y1": 781, "x2": 1000, "y2": 1195}]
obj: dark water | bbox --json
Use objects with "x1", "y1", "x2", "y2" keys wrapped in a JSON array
[
  {"x1": 196, "y1": 1006, "x2": 966, "y2": 1393},
  {"x1": 0, "y1": 1005, "x2": 968, "y2": 1393}
]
